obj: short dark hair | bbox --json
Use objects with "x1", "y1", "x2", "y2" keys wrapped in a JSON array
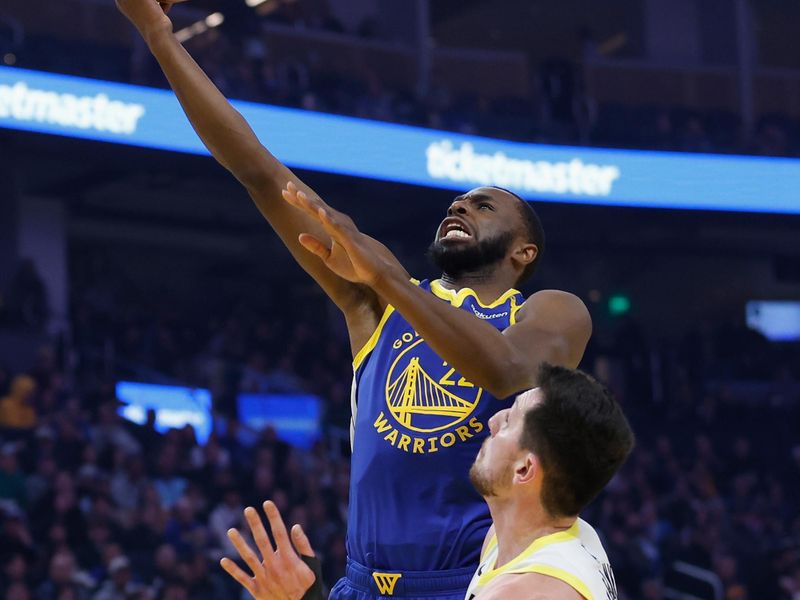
[
  {"x1": 520, "y1": 364, "x2": 635, "y2": 518},
  {"x1": 489, "y1": 187, "x2": 545, "y2": 284}
]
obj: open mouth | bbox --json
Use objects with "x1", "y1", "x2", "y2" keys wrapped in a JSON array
[{"x1": 439, "y1": 218, "x2": 473, "y2": 241}]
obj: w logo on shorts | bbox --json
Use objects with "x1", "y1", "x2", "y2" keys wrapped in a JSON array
[{"x1": 372, "y1": 572, "x2": 402, "y2": 595}]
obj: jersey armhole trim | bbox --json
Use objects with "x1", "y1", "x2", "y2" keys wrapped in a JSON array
[
  {"x1": 481, "y1": 534, "x2": 498, "y2": 562},
  {"x1": 509, "y1": 295, "x2": 523, "y2": 326},
  {"x1": 352, "y1": 304, "x2": 395, "y2": 370},
  {"x1": 526, "y1": 565, "x2": 594, "y2": 600},
  {"x1": 351, "y1": 278, "x2": 419, "y2": 370}
]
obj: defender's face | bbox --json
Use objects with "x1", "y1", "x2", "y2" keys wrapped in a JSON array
[
  {"x1": 434, "y1": 187, "x2": 522, "y2": 249},
  {"x1": 470, "y1": 390, "x2": 541, "y2": 497}
]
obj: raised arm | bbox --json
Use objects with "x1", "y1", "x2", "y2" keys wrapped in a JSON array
[{"x1": 115, "y1": 0, "x2": 381, "y2": 350}]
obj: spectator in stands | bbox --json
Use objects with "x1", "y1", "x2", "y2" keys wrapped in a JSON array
[
  {"x1": 0, "y1": 376, "x2": 37, "y2": 431},
  {"x1": 208, "y1": 487, "x2": 243, "y2": 556},
  {"x1": 92, "y1": 556, "x2": 142, "y2": 600},
  {"x1": 5, "y1": 260, "x2": 48, "y2": 332},
  {"x1": 0, "y1": 445, "x2": 27, "y2": 509},
  {"x1": 34, "y1": 552, "x2": 92, "y2": 600},
  {"x1": 1, "y1": 553, "x2": 30, "y2": 595},
  {"x1": 91, "y1": 402, "x2": 140, "y2": 457},
  {"x1": 5, "y1": 582, "x2": 31, "y2": 600}
]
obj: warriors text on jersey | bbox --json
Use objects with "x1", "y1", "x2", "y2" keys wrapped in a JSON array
[
  {"x1": 465, "y1": 519, "x2": 619, "y2": 600},
  {"x1": 348, "y1": 279, "x2": 523, "y2": 571}
]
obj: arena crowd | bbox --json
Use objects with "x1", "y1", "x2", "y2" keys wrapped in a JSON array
[{"x1": 0, "y1": 258, "x2": 798, "y2": 600}]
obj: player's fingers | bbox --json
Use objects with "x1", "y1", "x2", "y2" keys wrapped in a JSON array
[
  {"x1": 317, "y1": 208, "x2": 346, "y2": 236},
  {"x1": 291, "y1": 524, "x2": 315, "y2": 557},
  {"x1": 219, "y1": 557, "x2": 255, "y2": 595},
  {"x1": 282, "y1": 184, "x2": 335, "y2": 223},
  {"x1": 287, "y1": 181, "x2": 331, "y2": 208},
  {"x1": 285, "y1": 181, "x2": 313, "y2": 206},
  {"x1": 263, "y1": 500, "x2": 293, "y2": 553},
  {"x1": 282, "y1": 188, "x2": 319, "y2": 219},
  {"x1": 298, "y1": 234, "x2": 331, "y2": 260},
  {"x1": 160, "y1": 0, "x2": 190, "y2": 11},
  {"x1": 244, "y1": 506, "x2": 275, "y2": 565},
  {"x1": 227, "y1": 528, "x2": 264, "y2": 577},
  {"x1": 317, "y1": 209, "x2": 359, "y2": 253}
]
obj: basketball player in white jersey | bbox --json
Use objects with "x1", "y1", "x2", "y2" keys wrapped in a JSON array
[{"x1": 221, "y1": 364, "x2": 634, "y2": 600}]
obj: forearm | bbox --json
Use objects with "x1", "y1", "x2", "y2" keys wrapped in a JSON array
[
  {"x1": 145, "y1": 30, "x2": 275, "y2": 188},
  {"x1": 374, "y1": 275, "x2": 534, "y2": 397},
  {"x1": 140, "y1": 27, "x2": 372, "y2": 314}
]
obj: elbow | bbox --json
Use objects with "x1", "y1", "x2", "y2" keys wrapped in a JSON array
[
  {"x1": 484, "y1": 380, "x2": 518, "y2": 400},
  {"x1": 482, "y1": 357, "x2": 532, "y2": 399}
]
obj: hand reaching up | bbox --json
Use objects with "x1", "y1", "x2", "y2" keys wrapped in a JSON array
[
  {"x1": 220, "y1": 501, "x2": 317, "y2": 600},
  {"x1": 116, "y1": 0, "x2": 189, "y2": 42}
]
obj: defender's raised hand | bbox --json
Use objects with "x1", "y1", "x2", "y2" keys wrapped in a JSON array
[
  {"x1": 282, "y1": 182, "x2": 409, "y2": 288},
  {"x1": 220, "y1": 501, "x2": 317, "y2": 600}
]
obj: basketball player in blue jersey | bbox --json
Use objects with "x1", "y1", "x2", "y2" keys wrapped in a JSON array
[
  {"x1": 116, "y1": 1, "x2": 593, "y2": 597},
  {"x1": 221, "y1": 364, "x2": 634, "y2": 600}
]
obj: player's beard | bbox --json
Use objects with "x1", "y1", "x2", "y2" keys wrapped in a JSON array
[
  {"x1": 427, "y1": 231, "x2": 514, "y2": 279},
  {"x1": 469, "y1": 453, "x2": 513, "y2": 498}
]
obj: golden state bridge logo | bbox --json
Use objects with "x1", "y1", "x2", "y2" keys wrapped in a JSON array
[{"x1": 373, "y1": 334, "x2": 485, "y2": 454}]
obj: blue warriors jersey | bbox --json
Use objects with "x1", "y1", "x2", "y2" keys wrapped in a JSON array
[{"x1": 348, "y1": 279, "x2": 524, "y2": 571}]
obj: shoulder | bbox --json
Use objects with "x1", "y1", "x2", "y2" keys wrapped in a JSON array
[
  {"x1": 518, "y1": 290, "x2": 590, "y2": 323},
  {"x1": 515, "y1": 290, "x2": 591, "y2": 338},
  {"x1": 480, "y1": 573, "x2": 586, "y2": 600}
]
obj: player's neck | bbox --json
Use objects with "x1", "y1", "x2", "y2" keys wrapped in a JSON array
[
  {"x1": 487, "y1": 496, "x2": 576, "y2": 569},
  {"x1": 437, "y1": 269, "x2": 518, "y2": 304}
]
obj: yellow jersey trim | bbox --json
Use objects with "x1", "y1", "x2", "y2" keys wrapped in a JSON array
[
  {"x1": 430, "y1": 280, "x2": 521, "y2": 309},
  {"x1": 481, "y1": 534, "x2": 499, "y2": 563},
  {"x1": 509, "y1": 295, "x2": 522, "y2": 325},
  {"x1": 352, "y1": 279, "x2": 420, "y2": 370},
  {"x1": 476, "y1": 521, "x2": 580, "y2": 587},
  {"x1": 527, "y1": 565, "x2": 594, "y2": 600},
  {"x1": 353, "y1": 305, "x2": 395, "y2": 370}
]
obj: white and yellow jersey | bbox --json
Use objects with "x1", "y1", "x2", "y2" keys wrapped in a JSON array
[{"x1": 465, "y1": 519, "x2": 618, "y2": 600}]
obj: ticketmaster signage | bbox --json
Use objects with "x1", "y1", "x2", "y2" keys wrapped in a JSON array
[{"x1": 1, "y1": 66, "x2": 799, "y2": 214}]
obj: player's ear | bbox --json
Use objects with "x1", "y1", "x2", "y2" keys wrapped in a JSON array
[
  {"x1": 511, "y1": 243, "x2": 538, "y2": 271},
  {"x1": 514, "y1": 452, "x2": 537, "y2": 485}
]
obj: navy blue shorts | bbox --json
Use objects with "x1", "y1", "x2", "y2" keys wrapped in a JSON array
[{"x1": 329, "y1": 559, "x2": 474, "y2": 600}]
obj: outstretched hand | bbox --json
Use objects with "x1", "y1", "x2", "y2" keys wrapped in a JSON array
[
  {"x1": 282, "y1": 181, "x2": 409, "y2": 288},
  {"x1": 220, "y1": 501, "x2": 316, "y2": 600},
  {"x1": 116, "y1": 0, "x2": 189, "y2": 41},
  {"x1": 157, "y1": 0, "x2": 189, "y2": 14}
]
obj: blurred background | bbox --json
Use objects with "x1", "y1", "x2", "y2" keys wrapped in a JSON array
[{"x1": 0, "y1": 1, "x2": 799, "y2": 599}]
